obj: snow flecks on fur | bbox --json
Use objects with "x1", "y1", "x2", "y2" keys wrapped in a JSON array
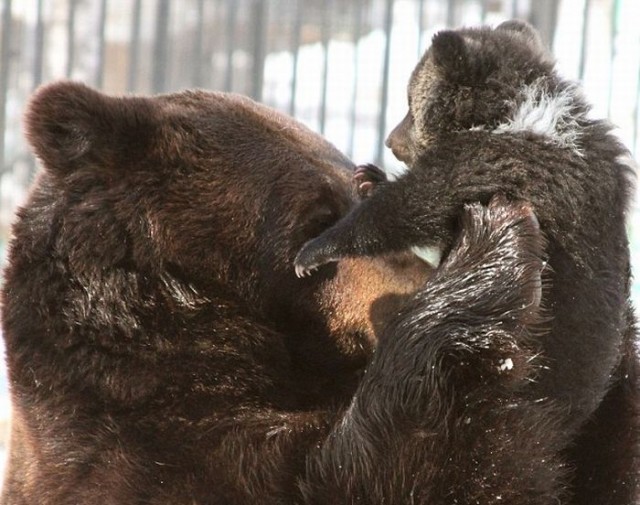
[
  {"x1": 494, "y1": 79, "x2": 585, "y2": 156},
  {"x1": 498, "y1": 358, "x2": 514, "y2": 372}
]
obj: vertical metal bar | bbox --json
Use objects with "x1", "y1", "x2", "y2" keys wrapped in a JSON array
[
  {"x1": 578, "y1": 0, "x2": 591, "y2": 82},
  {"x1": 511, "y1": 0, "x2": 519, "y2": 18},
  {"x1": 529, "y1": 0, "x2": 560, "y2": 49},
  {"x1": 193, "y1": 0, "x2": 205, "y2": 87},
  {"x1": 634, "y1": 60, "x2": 640, "y2": 156},
  {"x1": 417, "y1": 0, "x2": 426, "y2": 57},
  {"x1": 224, "y1": 0, "x2": 238, "y2": 92},
  {"x1": 446, "y1": 0, "x2": 456, "y2": 28},
  {"x1": 348, "y1": 0, "x2": 364, "y2": 158},
  {"x1": 152, "y1": 0, "x2": 170, "y2": 93},
  {"x1": 207, "y1": 0, "x2": 220, "y2": 90},
  {"x1": 127, "y1": 0, "x2": 141, "y2": 91},
  {"x1": 0, "y1": 0, "x2": 12, "y2": 173},
  {"x1": 606, "y1": 0, "x2": 620, "y2": 118},
  {"x1": 319, "y1": 0, "x2": 333, "y2": 135},
  {"x1": 33, "y1": 0, "x2": 45, "y2": 87},
  {"x1": 480, "y1": 0, "x2": 488, "y2": 24},
  {"x1": 288, "y1": 0, "x2": 303, "y2": 116},
  {"x1": 95, "y1": 0, "x2": 107, "y2": 88},
  {"x1": 376, "y1": 0, "x2": 395, "y2": 165},
  {"x1": 249, "y1": 0, "x2": 267, "y2": 100},
  {"x1": 66, "y1": 0, "x2": 76, "y2": 78},
  {"x1": 629, "y1": 0, "x2": 640, "y2": 154}
]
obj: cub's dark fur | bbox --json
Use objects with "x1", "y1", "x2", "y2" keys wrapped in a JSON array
[
  {"x1": 296, "y1": 21, "x2": 640, "y2": 504},
  {"x1": 3, "y1": 82, "x2": 552, "y2": 503}
]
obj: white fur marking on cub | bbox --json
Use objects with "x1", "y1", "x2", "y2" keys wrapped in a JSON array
[
  {"x1": 494, "y1": 80, "x2": 584, "y2": 155},
  {"x1": 411, "y1": 245, "x2": 443, "y2": 268}
]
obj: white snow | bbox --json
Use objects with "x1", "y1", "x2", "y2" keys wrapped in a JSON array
[{"x1": 499, "y1": 358, "x2": 515, "y2": 372}]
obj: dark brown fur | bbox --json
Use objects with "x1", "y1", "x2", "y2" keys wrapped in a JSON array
[
  {"x1": 3, "y1": 82, "x2": 556, "y2": 503},
  {"x1": 296, "y1": 21, "x2": 640, "y2": 504}
]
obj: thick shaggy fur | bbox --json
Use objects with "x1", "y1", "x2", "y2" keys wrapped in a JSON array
[
  {"x1": 3, "y1": 82, "x2": 555, "y2": 504},
  {"x1": 296, "y1": 21, "x2": 640, "y2": 504}
]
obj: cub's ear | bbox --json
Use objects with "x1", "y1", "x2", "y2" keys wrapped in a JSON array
[
  {"x1": 430, "y1": 30, "x2": 470, "y2": 82},
  {"x1": 496, "y1": 20, "x2": 547, "y2": 53},
  {"x1": 24, "y1": 81, "x2": 160, "y2": 177}
]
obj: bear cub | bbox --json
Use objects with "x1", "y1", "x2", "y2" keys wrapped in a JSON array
[{"x1": 295, "y1": 20, "x2": 639, "y2": 505}]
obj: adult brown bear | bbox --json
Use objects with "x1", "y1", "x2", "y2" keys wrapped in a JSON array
[{"x1": 3, "y1": 82, "x2": 550, "y2": 504}]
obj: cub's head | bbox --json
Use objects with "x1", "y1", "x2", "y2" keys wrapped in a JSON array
[{"x1": 387, "y1": 21, "x2": 558, "y2": 165}]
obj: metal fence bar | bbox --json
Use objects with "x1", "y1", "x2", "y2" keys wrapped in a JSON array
[
  {"x1": 446, "y1": 0, "x2": 457, "y2": 27},
  {"x1": 127, "y1": 0, "x2": 142, "y2": 91},
  {"x1": 417, "y1": 0, "x2": 425, "y2": 58},
  {"x1": 192, "y1": 0, "x2": 205, "y2": 87},
  {"x1": 95, "y1": 0, "x2": 108, "y2": 88},
  {"x1": 66, "y1": 0, "x2": 76, "y2": 78},
  {"x1": 481, "y1": 0, "x2": 488, "y2": 24},
  {"x1": 202, "y1": 1, "x2": 218, "y2": 91},
  {"x1": 529, "y1": 0, "x2": 559, "y2": 48},
  {"x1": 578, "y1": 0, "x2": 591, "y2": 82},
  {"x1": 152, "y1": 0, "x2": 170, "y2": 93},
  {"x1": 319, "y1": 0, "x2": 333, "y2": 135},
  {"x1": 249, "y1": 0, "x2": 267, "y2": 100},
  {"x1": 288, "y1": 0, "x2": 303, "y2": 116},
  {"x1": 224, "y1": 0, "x2": 238, "y2": 92},
  {"x1": 606, "y1": 0, "x2": 620, "y2": 118},
  {"x1": 347, "y1": 1, "x2": 364, "y2": 158},
  {"x1": 376, "y1": 0, "x2": 394, "y2": 165},
  {"x1": 635, "y1": 57, "x2": 640, "y2": 156},
  {"x1": 511, "y1": 0, "x2": 518, "y2": 18},
  {"x1": 0, "y1": 0, "x2": 11, "y2": 172},
  {"x1": 33, "y1": 0, "x2": 45, "y2": 88}
]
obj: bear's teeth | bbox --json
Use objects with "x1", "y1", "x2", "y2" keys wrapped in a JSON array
[{"x1": 411, "y1": 245, "x2": 443, "y2": 268}]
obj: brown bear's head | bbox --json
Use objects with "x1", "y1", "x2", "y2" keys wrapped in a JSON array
[{"x1": 24, "y1": 82, "x2": 429, "y2": 358}]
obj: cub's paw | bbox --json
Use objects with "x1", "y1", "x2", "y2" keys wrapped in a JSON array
[
  {"x1": 294, "y1": 235, "x2": 339, "y2": 278},
  {"x1": 354, "y1": 164, "x2": 387, "y2": 199}
]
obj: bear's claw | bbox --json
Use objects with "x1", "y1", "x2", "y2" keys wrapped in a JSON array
[
  {"x1": 354, "y1": 164, "x2": 387, "y2": 199},
  {"x1": 294, "y1": 263, "x2": 319, "y2": 278},
  {"x1": 294, "y1": 238, "x2": 336, "y2": 278}
]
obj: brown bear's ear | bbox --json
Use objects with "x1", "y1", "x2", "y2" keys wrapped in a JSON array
[
  {"x1": 24, "y1": 81, "x2": 159, "y2": 177},
  {"x1": 430, "y1": 30, "x2": 470, "y2": 82},
  {"x1": 496, "y1": 20, "x2": 547, "y2": 53}
]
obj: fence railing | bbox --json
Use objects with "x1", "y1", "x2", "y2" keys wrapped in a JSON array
[{"x1": 0, "y1": 1, "x2": 563, "y2": 223}]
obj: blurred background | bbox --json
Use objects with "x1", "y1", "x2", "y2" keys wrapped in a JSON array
[{"x1": 0, "y1": 0, "x2": 638, "y2": 478}]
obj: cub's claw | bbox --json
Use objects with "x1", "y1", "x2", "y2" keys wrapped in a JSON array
[
  {"x1": 354, "y1": 164, "x2": 387, "y2": 199},
  {"x1": 294, "y1": 263, "x2": 318, "y2": 279},
  {"x1": 294, "y1": 237, "x2": 337, "y2": 278}
]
